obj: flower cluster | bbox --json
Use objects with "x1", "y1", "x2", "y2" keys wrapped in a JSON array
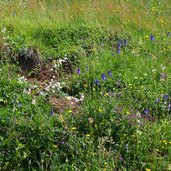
[
  {"x1": 18, "y1": 76, "x2": 27, "y2": 84},
  {"x1": 44, "y1": 79, "x2": 62, "y2": 92}
]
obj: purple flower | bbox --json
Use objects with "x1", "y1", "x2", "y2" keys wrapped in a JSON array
[
  {"x1": 50, "y1": 108, "x2": 54, "y2": 116},
  {"x1": 60, "y1": 141, "x2": 65, "y2": 145},
  {"x1": 150, "y1": 34, "x2": 155, "y2": 41},
  {"x1": 77, "y1": 68, "x2": 81, "y2": 74},
  {"x1": 94, "y1": 79, "x2": 99, "y2": 85},
  {"x1": 163, "y1": 94, "x2": 169, "y2": 100},
  {"x1": 167, "y1": 32, "x2": 170, "y2": 38},
  {"x1": 144, "y1": 108, "x2": 149, "y2": 115},
  {"x1": 124, "y1": 39, "x2": 127, "y2": 45},
  {"x1": 102, "y1": 73, "x2": 106, "y2": 81},
  {"x1": 117, "y1": 48, "x2": 121, "y2": 54},
  {"x1": 108, "y1": 70, "x2": 112, "y2": 77},
  {"x1": 119, "y1": 155, "x2": 124, "y2": 161},
  {"x1": 118, "y1": 39, "x2": 122, "y2": 48},
  {"x1": 18, "y1": 103, "x2": 22, "y2": 107}
]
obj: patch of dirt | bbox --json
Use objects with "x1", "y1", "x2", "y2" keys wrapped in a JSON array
[
  {"x1": 49, "y1": 96, "x2": 81, "y2": 114},
  {"x1": 17, "y1": 47, "x2": 82, "y2": 115},
  {"x1": 18, "y1": 47, "x2": 43, "y2": 73}
]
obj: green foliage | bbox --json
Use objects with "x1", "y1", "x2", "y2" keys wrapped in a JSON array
[{"x1": 0, "y1": 0, "x2": 171, "y2": 170}]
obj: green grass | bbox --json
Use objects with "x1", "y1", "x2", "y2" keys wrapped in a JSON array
[{"x1": 0, "y1": 0, "x2": 171, "y2": 170}]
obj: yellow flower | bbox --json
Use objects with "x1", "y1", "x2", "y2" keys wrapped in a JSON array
[
  {"x1": 86, "y1": 134, "x2": 91, "y2": 137},
  {"x1": 53, "y1": 144, "x2": 58, "y2": 148},
  {"x1": 105, "y1": 93, "x2": 108, "y2": 96},
  {"x1": 160, "y1": 20, "x2": 164, "y2": 24},
  {"x1": 71, "y1": 127, "x2": 77, "y2": 131},
  {"x1": 99, "y1": 108, "x2": 102, "y2": 112},
  {"x1": 68, "y1": 109, "x2": 72, "y2": 113},
  {"x1": 145, "y1": 168, "x2": 151, "y2": 171},
  {"x1": 156, "y1": 148, "x2": 160, "y2": 152}
]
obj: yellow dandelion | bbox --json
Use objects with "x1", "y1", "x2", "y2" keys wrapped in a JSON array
[
  {"x1": 145, "y1": 168, "x2": 151, "y2": 171},
  {"x1": 68, "y1": 109, "x2": 72, "y2": 113},
  {"x1": 162, "y1": 140, "x2": 167, "y2": 144},
  {"x1": 86, "y1": 134, "x2": 91, "y2": 137},
  {"x1": 99, "y1": 108, "x2": 102, "y2": 112},
  {"x1": 71, "y1": 127, "x2": 77, "y2": 131}
]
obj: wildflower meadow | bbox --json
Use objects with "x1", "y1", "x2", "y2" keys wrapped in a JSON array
[{"x1": 0, "y1": 0, "x2": 171, "y2": 170}]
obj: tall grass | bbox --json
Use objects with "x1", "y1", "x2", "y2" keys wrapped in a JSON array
[{"x1": 0, "y1": 0, "x2": 171, "y2": 170}]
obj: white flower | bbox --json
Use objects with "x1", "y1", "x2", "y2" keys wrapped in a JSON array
[
  {"x1": 2, "y1": 28, "x2": 6, "y2": 33},
  {"x1": 23, "y1": 88, "x2": 31, "y2": 95},
  {"x1": 18, "y1": 76, "x2": 27, "y2": 83},
  {"x1": 152, "y1": 69, "x2": 156, "y2": 73},
  {"x1": 39, "y1": 91, "x2": 46, "y2": 96},
  {"x1": 32, "y1": 99, "x2": 36, "y2": 105},
  {"x1": 162, "y1": 66, "x2": 166, "y2": 70},
  {"x1": 79, "y1": 93, "x2": 84, "y2": 102},
  {"x1": 54, "y1": 82, "x2": 62, "y2": 90},
  {"x1": 45, "y1": 86, "x2": 50, "y2": 92}
]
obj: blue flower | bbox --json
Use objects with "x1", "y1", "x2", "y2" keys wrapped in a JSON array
[
  {"x1": 50, "y1": 108, "x2": 54, "y2": 116},
  {"x1": 108, "y1": 70, "x2": 112, "y2": 77},
  {"x1": 144, "y1": 108, "x2": 149, "y2": 115},
  {"x1": 167, "y1": 32, "x2": 170, "y2": 38},
  {"x1": 18, "y1": 103, "x2": 22, "y2": 107},
  {"x1": 117, "y1": 48, "x2": 121, "y2": 54},
  {"x1": 124, "y1": 39, "x2": 127, "y2": 45},
  {"x1": 163, "y1": 94, "x2": 169, "y2": 100},
  {"x1": 77, "y1": 68, "x2": 81, "y2": 74},
  {"x1": 118, "y1": 39, "x2": 122, "y2": 48},
  {"x1": 150, "y1": 34, "x2": 155, "y2": 41},
  {"x1": 94, "y1": 79, "x2": 99, "y2": 85},
  {"x1": 86, "y1": 66, "x2": 89, "y2": 71},
  {"x1": 102, "y1": 73, "x2": 106, "y2": 81}
]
